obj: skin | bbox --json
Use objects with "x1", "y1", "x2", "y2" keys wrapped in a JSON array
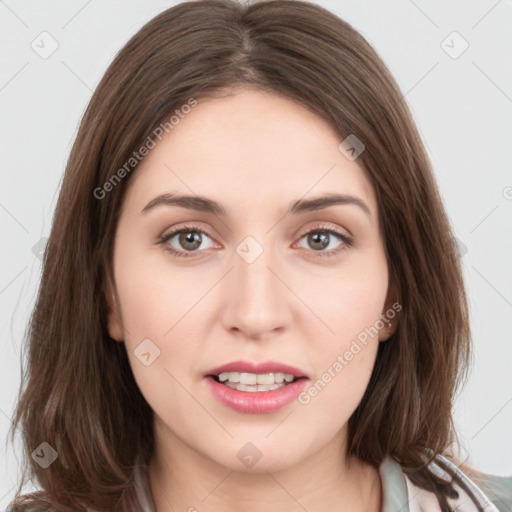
[{"x1": 106, "y1": 87, "x2": 398, "y2": 512}]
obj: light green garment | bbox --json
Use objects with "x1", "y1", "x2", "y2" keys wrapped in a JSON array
[{"x1": 378, "y1": 456, "x2": 512, "y2": 511}]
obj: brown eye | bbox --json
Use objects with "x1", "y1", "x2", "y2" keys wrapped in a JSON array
[
  {"x1": 296, "y1": 227, "x2": 353, "y2": 256},
  {"x1": 159, "y1": 225, "x2": 216, "y2": 258},
  {"x1": 306, "y1": 231, "x2": 331, "y2": 251},
  {"x1": 177, "y1": 231, "x2": 203, "y2": 251}
]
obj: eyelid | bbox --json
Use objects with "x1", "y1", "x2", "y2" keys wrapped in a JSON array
[
  {"x1": 295, "y1": 221, "x2": 351, "y2": 240},
  {"x1": 159, "y1": 222, "x2": 216, "y2": 244}
]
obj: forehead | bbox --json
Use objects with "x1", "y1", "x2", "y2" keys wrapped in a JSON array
[{"x1": 124, "y1": 88, "x2": 377, "y2": 218}]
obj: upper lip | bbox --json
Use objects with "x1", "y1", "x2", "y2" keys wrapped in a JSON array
[{"x1": 206, "y1": 360, "x2": 309, "y2": 379}]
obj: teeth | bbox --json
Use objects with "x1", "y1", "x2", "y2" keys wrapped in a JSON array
[
  {"x1": 223, "y1": 381, "x2": 286, "y2": 392},
  {"x1": 217, "y1": 371, "x2": 296, "y2": 385}
]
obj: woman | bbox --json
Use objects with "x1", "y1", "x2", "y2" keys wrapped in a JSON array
[{"x1": 7, "y1": 0, "x2": 511, "y2": 511}]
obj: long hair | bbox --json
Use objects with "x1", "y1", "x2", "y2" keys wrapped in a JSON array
[{"x1": 7, "y1": 0, "x2": 471, "y2": 510}]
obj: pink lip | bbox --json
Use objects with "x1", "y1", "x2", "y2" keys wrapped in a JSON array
[
  {"x1": 205, "y1": 375, "x2": 309, "y2": 414},
  {"x1": 206, "y1": 360, "x2": 308, "y2": 378}
]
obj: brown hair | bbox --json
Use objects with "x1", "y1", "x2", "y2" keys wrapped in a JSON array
[{"x1": 7, "y1": 0, "x2": 472, "y2": 510}]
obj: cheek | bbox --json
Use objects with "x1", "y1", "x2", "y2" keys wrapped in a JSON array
[
  {"x1": 113, "y1": 239, "x2": 189, "y2": 337},
  {"x1": 116, "y1": 272, "x2": 202, "y2": 426},
  {"x1": 112, "y1": 245, "x2": 210, "y2": 401},
  {"x1": 297, "y1": 255, "x2": 388, "y2": 410},
  {"x1": 304, "y1": 255, "x2": 389, "y2": 349},
  {"x1": 299, "y1": 315, "x2": 380, "y2": 430}
]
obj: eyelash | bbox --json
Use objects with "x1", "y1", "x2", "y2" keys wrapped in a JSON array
[{"x1": 157, "y1": 224, "x2": 354, "y2": 259}]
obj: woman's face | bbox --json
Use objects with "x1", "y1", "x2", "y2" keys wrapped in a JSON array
[{"x1": 107, "y1": 88, "x2": 396, "y2": 473}]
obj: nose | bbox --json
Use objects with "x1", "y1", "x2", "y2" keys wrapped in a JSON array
[{"x1": 221, "y1": 237, "x2": 291, "y2": 340}]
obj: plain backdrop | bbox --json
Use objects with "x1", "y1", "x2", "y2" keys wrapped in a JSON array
[{"x1": 1, "y1": 0, "x2": 511, "y2": 507}]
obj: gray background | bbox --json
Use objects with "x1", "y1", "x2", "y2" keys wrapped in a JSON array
[{"x1": 1, "y1": 0, "x2": 511, "y2": 506}]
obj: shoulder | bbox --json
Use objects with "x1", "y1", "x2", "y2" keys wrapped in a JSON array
[
  {"x1": 379, "y1": 455, "x2": 511, "y2": 512},
  {"x1": 468, "y1": 470, "x2": 512, "y2": 512},
  {"x1": 390, "y1": 454, "x2": 512, "y2": 512},
  {"x1": 433, "y1": 455, "x2": 512, "y2": 512}
]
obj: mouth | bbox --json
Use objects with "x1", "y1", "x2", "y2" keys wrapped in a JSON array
[
  {"x1": 205, "y1": 360, "x2": 309, "y2": 393},
  {"x1": 204, "y1": 368, "x2": 310, "y2": 413}
]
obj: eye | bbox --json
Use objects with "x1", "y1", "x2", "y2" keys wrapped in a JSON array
[
  {"x1": 157, "y1": 223, "x2": 353, "y2": 259},
  {"x1": 295, "y1": 225, "x2": 353, "y2": 257},
  {"x1": 158, "y1": 224, "x2": 217, "y2": 258}
]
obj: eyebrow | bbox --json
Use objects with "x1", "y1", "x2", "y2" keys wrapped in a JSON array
[{"x1": 141, "y1": 192, "x2": 371, "y2": 218}]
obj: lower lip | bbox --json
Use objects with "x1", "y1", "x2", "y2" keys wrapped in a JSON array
[{"x1": 205, "y1": 376, "x2": 309, "y2": 414}]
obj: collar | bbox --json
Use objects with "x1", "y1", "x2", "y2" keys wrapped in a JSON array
[{"x1": 380, "y1": 455, "x2": 501, "y2": 512}]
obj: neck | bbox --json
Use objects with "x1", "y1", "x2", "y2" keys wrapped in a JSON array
[{"x1": 147, "y1": 421, "x2": 382, "y2": 512}]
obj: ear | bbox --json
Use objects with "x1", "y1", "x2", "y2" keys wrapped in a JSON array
[
  {"x1": 105, "y1": 287, "x2": 124, "y2": 342},
  {"x1": 378, "y1": 275, "x2": 400, "y2": 342}
]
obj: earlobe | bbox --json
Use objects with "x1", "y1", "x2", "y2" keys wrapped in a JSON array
[
  {"x1": 378, "y1": 316, "x2": 398, "y2": 342},
  {"x1": 379, "y1": 276, "x2": 400, "y2": 342}
]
